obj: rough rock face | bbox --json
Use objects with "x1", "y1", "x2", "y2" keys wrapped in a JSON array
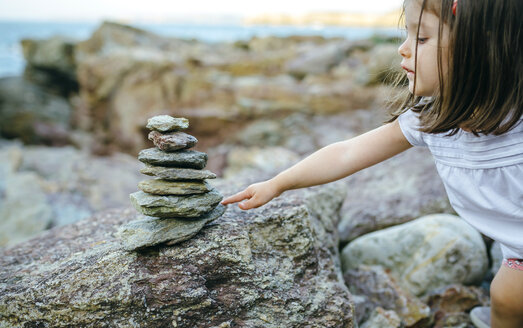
[
  {"x1": 73, "y1": 22, "x2": 384, "y2": 154},
  {"x1": 344, "y1": 265, "x2": 431, "y2": 327},
  {"x1": 341, "y1": 214, "x2": 488, "y2": 296},
  {"x1": 338, "y1": 147, "x2": 454, "y2": 244},
  {"x1": 0, "y1": 180, "x2": 354, "y2": 327}
]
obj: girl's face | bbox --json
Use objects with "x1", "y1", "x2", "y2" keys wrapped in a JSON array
[{"x1": 398, "y1": 1, "x2": 449, "y2": 97}]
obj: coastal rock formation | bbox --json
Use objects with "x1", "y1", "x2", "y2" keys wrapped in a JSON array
[
  {"x1": 72, "y1": 22, "x2": 384, "y2": 154},
  {"x1": 0, "y1": 179, "x2": 354, "y2": 327}
]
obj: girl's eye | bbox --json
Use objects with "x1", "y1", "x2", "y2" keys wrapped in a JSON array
[{"x1": 418, "y1": 38, "x2": 428, "y2": 44}]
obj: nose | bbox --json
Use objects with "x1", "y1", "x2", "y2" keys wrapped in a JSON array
[{"x1": 398, "y1": 39, "x2": 411, "y2": 58}]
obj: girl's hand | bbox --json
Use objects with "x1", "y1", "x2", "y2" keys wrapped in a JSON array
[{"x1": 220, "y1": 180, "x2": 281, "y2": 210}]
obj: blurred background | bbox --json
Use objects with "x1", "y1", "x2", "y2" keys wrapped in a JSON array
[{"x1": 0, "y1": 0, "x2": 408, "y2": 247}]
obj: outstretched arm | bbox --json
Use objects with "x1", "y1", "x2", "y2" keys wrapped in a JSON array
[{"x1": 221, "y1": 119, "x2": 412, "y2": 210}]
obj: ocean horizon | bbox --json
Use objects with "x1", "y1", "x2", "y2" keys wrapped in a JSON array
[{"x1": 0, "y1": 20, "x2": 400, "y2": 78}]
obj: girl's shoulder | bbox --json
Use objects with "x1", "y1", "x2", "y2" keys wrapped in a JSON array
[{"x1": 399, "y1": 108, "x2": 523, "y2": 169}]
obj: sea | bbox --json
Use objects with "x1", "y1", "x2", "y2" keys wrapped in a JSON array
[{"x1": 0, "y1": 20, "x2": 400, "y2": 78}]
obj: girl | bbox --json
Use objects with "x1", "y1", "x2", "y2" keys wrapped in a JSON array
[{"x1": 221, "y1": 0, "x2": 523, "y2": 327}]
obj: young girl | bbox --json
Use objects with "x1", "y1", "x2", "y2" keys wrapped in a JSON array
[{"x1": 222, "y1": 0, "x2": 523, "y2": 327}]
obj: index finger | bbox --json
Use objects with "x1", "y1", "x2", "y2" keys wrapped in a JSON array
[{"x1": 221, "y1": 189, "x2": 251, "y2": 205}]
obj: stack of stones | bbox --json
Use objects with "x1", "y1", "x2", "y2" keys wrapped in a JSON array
[{"x1": 118, "y1": 115, "x2": 225, "y2": 251}]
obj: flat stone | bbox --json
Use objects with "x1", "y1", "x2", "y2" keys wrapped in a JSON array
[
  {"x1": 140, "y1": 164, "x2": 216, "y2": 181},
  {"x1": 138, "y1": 179, "x2": 211, "y2": 195},
  {"x1": 138, "y1": 148, "x2": 207, "y2": 169},
  {"x1": 148, "y1": 131, "x2": 197, "y2": 152},
  {"x1": 146, "y1": 115, "x2": 189, "y2": 132},
  {"x1": 117, "y1": 205, "x2": 226, "y2": 251},
  {"x1": 129, "y1": 189, "x2": 223, "y2": 218}
]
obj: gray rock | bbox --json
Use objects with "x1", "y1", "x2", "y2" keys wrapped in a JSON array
[
  {"x1": 140, "y1": 164, "x2": 216, "y2": 181},
  {"x1": 338, "y1": 147, "x2": 454, "y2": 244},
  {"x1": 0, "y1": 179, "x2": 353, "y2": 327},
  {"x1": 138, "y1": 148, "x2": 207, "y2": 169},
  {"x1": 117, "y1": 205, "x2": 226, "y2": 250},
  {"x1": 138, "y1": 179, "x2": 211, "y2": 195},
  {"x1": 146, "y1": 115, "x2": 189, "y2": 132},
  {"x1": 130, "y1": 189, "x2": 223, "y2": 218},
  {"x1": 341, "y1": 214, "x2": 488, "y2": 296},
  {"x1": 148, "y1": 130, "x2": 197, "y2": 152},
  {"x1": 344, "y1": 265, "x2": 431, "y2": 327},
  {"x1": 490, "y1": 241, "x2": 503, "y2": 276}
]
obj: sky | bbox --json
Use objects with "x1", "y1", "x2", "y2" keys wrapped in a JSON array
[{"x1": 0, "y1": 0, "x2": 401, "y2": 22}]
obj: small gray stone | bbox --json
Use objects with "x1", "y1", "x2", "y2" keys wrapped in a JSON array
[
  {"x1": 117, "y1": 205, "x2": 226, "y2": 251},
  {"x1": 130, "y1": 189, "x2": 223, "y2": 218},
  {"x1": 140, "y1": 165, "x2": 216, "y2": 181},
  {"x1": 138, "y1": 179, "x2": 211, "y2": 195},
  {"x1": 146, "y1": 115, "x2": 189, "y2": 132},
  {"x1": 138, "y1": 148, "x2": 207, "y2": 169},
  {"x1": 148, "y1": 131, "x2": 197, "y2": 152}
]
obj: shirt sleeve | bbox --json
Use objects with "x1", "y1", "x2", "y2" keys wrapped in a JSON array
[{"x1": 397, "y1": 109, "x2": 427, "y2": 147}]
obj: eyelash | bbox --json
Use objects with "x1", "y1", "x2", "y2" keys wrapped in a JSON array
[{"x1": 402, "y1": 29, "x2": 429, "y2": 44}]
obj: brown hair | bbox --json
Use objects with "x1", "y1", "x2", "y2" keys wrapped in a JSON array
[{"x1": 389, "y1": 0, "x2": 523, "y2": 136}]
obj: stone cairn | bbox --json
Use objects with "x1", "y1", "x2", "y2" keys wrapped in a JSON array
[{"x1": 117, "y1": 115, "x2": 225, "y2": 251}]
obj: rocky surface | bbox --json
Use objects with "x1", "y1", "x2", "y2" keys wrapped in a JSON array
[
  {"x1": 341, "y1": 214, "x2": 488, "y2": 296},
  {"x1": 70, "y1": 22, "x2": 390, "y2": 154},
  {"x1": 361, "y1": 307, "x2": 402, "y2": 328},
  {"x1": 344, "y1": 265, "x2": 431, "y2": 327},
  {"x1": 0, "y1": 77, "x2": 72, "y2": 145},
  {"x1": 423, "y1": 284, "x2": 489, "y2": 328},
  {"x1": 0, "y1": 140, "x2": 143, "y2": 247},
  {"x1": 338, "y1": 147, "x2": 454, "y2": 244},
  {"x1": 0, "y1": 179, "x2": 354, "y2": 328}
]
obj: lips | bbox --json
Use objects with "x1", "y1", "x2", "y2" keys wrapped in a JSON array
[{"x1": 402, "y1": 65, "x2": 415, "y2": 74}]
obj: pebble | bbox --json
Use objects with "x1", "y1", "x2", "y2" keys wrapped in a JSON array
[
  {"x1": 138, "y1": 148, "x2": 207, "y2": 169},
  {"x1": 138, "y1": 179, "x2": 211, "y2": 195},
  {"x1": 146, "y1": 116, "x2": 189, "y2": 132},
  {"x1": 148, "y1": 131, "x2": 197, "y2": 152},
  {"x1": 140, "y1": 165, "x2": 216, "y2": 181}
]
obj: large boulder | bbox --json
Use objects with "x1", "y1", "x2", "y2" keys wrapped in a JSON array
[
  {"x1": 0, "y1": 77, "x2": 72, "y2": 145},
  {"x1": 0, "y1": 179, "x2": 355, "y2": 327},
  {"x1": 338, "y1": 147, "x2": 454, "y2": 244},
  {"x1": 341, "y1": 214, "x2": 488, "y2": 296},
  {"x1": 21, "y1": 36, "x2": 77, "y2": 79}
]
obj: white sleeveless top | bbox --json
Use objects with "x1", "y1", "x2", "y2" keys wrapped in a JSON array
[{"x1": 398, "y1": 109, "x2": 523, "y2": 259}]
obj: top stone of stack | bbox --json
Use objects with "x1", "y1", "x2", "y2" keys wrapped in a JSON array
[{"x1": 146, "y1": 115, "x2": 189, "y2": 132}]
